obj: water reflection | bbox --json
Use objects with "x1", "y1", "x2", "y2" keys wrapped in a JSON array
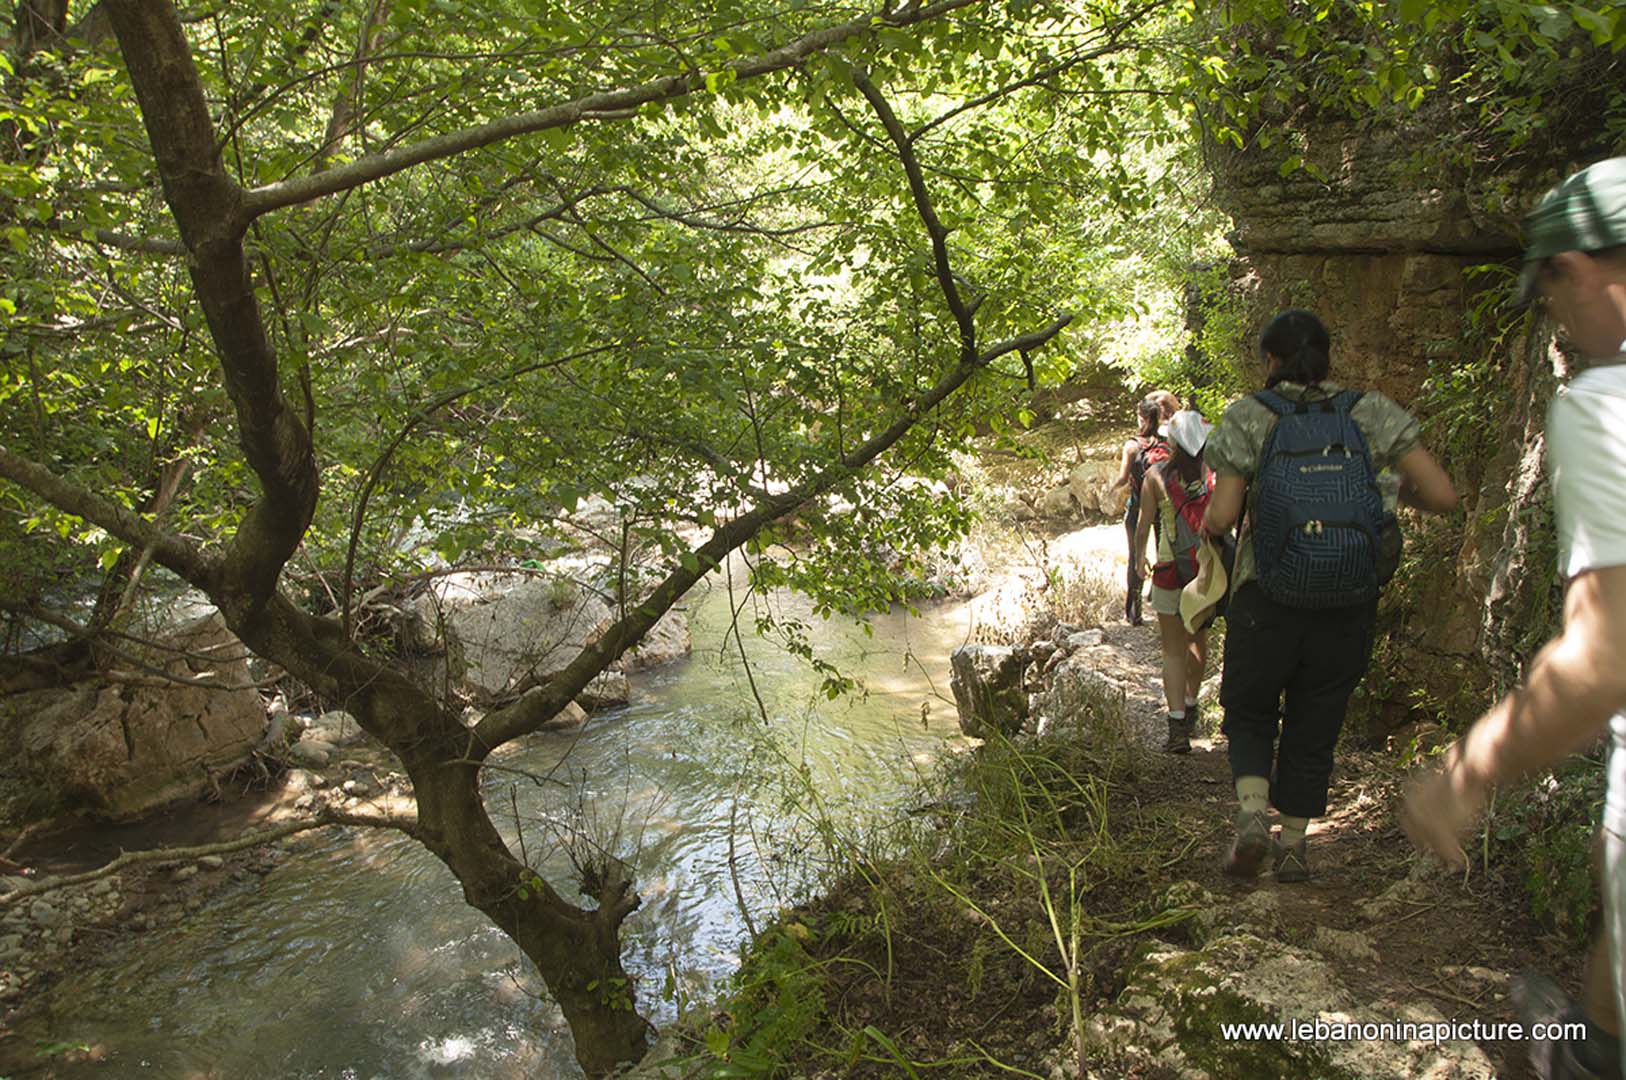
[{"x1": 36, "y1": 576, "x2": 972, "y2": 1077}]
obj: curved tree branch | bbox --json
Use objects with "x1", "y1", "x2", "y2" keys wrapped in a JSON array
[
  {"x1": 238, "y1": 0, "x2": 981, "y2": 220},
  {"x1": 852, "y1": 69, "x2": 976, "y2": 361},
  {"x1": 0, "y1": 445, "x2": 215, "y2": 590}
]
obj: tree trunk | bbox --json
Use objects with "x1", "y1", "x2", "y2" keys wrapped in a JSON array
[{"x1": 404, "y1": 748, "x2": 651, "y2": 1077}]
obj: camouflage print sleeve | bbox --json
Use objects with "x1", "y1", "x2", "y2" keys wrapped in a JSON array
[
  {"x1": 1205, "y1": 396, "x2": 1269, "y2": 478},
  {"x1": 1352, "y1": 392, "x2": 1424, "y2": 470}
]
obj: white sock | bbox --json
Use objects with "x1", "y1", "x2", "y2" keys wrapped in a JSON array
[
  {"x1": 1236, "y1": 776, "x2": 1270, "y2": 815},
  {"x1": 1279, "y1": 816, "x2": 1309, "y2": 846},
  {"x1": 1184, "y1": 696, "x2": 1198, "y2": 708},
  {"x1": 1168, "y1": 709, "x2": 1185, "y2": 720}
]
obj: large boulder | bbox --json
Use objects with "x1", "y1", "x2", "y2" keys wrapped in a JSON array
[
  {"x1": 0, "y1": 612, "x2": 266, "y2": 823},
  {"x1": 949, "y1": 645, "x2": 1028, "y2": 738},
  {"x1": 410, "y1": 572, "x2": 612, "y2": 697},
  {"x1": 408, "y1": 573, "x2": 692, "y2": 700}
]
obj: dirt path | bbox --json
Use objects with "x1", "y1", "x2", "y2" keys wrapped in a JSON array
[{"x1": 1035, "y1": 522, "x2": 1565, "y2": 1078}]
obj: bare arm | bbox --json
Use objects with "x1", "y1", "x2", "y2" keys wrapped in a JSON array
[
  {"x1": 1403, "y1": 564, "x2": 1626, "y2": 865},
  {"x1": 1202, "y1": 473, "x2": 1246, "y2": 535},
  {"x1": 1133, "y1": 472, "x2": 1160, "y2": 578},
  {"x1": 1110, "y1": 439, "x2": 1137, "y2": 491},
  {"x1": 1394, "y1": 445, "x2": 1458, "y2": 514}
]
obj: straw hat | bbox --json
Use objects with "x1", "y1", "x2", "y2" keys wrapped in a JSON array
[{"x1": 1181, "y1": 538, "x2": 1229, "y2": 633}]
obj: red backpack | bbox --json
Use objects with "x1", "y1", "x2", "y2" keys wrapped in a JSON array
[
  {"x1": 1151, "y1": 465, "x2": 1213, "y2": 590},
  {"x1": 1129, "y1": 435, "x2": 1170, "y2": 499}
]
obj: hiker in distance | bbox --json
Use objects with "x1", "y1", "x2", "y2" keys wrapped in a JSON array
[
  {"x1": 1134, "y1": 409, "x2": 1215, "y2": 753},
  {"x1": 1404, "y1": 156, "x2": 1626, "y2": 1080},
  {"x1": 1110, "y1": 399, "x2": 1168, "y2": 625},
  {"x1": 1202, "y1": 309, "x2": 1458, "y2": 882}
]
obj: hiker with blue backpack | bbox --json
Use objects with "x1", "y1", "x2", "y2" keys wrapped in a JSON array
[
  {"x1": 1134, "y1": 409, "x2": 1216, "y2": 754},
  {"x1": 1201, "y1": 309, "x2": 1458, "y2": 881}
]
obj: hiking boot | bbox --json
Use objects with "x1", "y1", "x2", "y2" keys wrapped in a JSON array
[
  {"x1": 1272, "y1": 834, "x2": 1308, "y2": 883},
  {"x1": 1224, "y1": 809, "x2": 1271, "y2": 878},
  {"x1": 1187, "y1": 701, "x2": 1201, "y2": 737},
  {"x1": 1516, "y1": 973, "x2": 1624, "y2": 1080},
  {"x1": 1163, "y1": 715, "x2": 1193, "y2": 754}
]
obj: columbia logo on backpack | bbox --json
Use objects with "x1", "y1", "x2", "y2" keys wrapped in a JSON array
[{"x1": 1249, "y1": 388, "x2": 1396, "y2": 608}]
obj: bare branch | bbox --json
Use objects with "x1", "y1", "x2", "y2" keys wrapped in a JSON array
[
  {"x1": 0, "y1": 810, "x2": 420, "y2": 907},
  {"x1": 470, "y1": 312, "x2": 1069, "y2": 752},
  {"x1": 340, "y1": 342, "x2": 619, "y2": 634}
]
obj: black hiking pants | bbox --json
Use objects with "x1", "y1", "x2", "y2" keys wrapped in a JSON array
[{"x1": 1219, "y1": 583, "x2": 1378, "y2": 818}]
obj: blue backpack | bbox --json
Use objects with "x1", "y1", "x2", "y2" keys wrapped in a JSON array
[{"x1": 1250, "y1": 388, "x2": 1394, "y2": 608}]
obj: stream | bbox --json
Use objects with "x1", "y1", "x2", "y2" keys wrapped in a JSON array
[{"x1": 27, "y1": 575, "x2": 977, "y2": 1078}]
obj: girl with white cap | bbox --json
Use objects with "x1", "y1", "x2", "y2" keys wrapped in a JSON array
[{"x1": 1134, "y1": 408, "x2": 1215, "y2": 754}]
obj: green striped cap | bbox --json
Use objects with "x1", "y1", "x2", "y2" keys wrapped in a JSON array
[{"x1": 1518, "y1": 156, "x2": 1626, "y2": 303}]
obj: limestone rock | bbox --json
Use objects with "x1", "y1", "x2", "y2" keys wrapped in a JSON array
[
  {"x1": 949, "y1": 645, "x2": 1028, "y2": 738},
  {"x1": 1039, "y1": 654, "x2": 1126, "y2": 738},
  {"x1": 577, "y1": 670, "x2": 631, "y2": 711},
  {"x1": 410, "y1": 572, "x2": 612, "y2": 697},
  {"x1": 307, "y1": 710, "x2": 367, "y2": 748},
  {"x1": 286, "y1": 739, "x2": 334, "y2": 769},
  {"x1": 539, "y1": 700, "x2": 589, "y2": 732},
  {"x1": 615, "y1": 609, "x2": 692, "y2": 672},
  {"x1": 4, "y1": 613, "x2": 267, "y2": 822},
  {"x1": 1080, "y1": 926, "x2": 1495, "y2": 1079}
]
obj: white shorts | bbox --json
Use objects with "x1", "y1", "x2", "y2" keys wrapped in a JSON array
[{"x1": 1150, "y1": 583, "x2": 1180, "y2": 617}]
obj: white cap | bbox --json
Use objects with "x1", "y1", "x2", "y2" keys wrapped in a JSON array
[{"x1": 1168, "y1": 410, "x2": 1212, "y2": 456}]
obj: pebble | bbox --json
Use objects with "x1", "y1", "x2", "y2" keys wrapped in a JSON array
[
  {"x1": 342, "y1": 779, "x2": 373, "y2": 798},
  {"x1": 198, "y1": 856, "x2": 225, "y2": 871},
  {"x1": 54, "y1": 926, "x2": 73, "y2": 947},
  {"x1": 29, "y1": 900, "x2": 60, "y2": 927},
  {"x1": 294, "y1": 793, "x2": 319, "y2": 811},
  {"x1": 172, "y1": 865, "x2": 198, "y2": 882},
  {"x1": 0, "y1": 932, "x2": 22, "y2": 959},
  {"x1": 91, "y1": 879, "x2": 116, "y2": 896}
]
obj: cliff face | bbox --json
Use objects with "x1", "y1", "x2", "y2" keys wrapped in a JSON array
[{"x1": 1204, "y1": 118, "x2": 1563, "y2": 734}]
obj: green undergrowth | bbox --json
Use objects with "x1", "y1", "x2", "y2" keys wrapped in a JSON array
[
  {"x1": 1482, "y1": 753, "x2": 1609, "y2": 952},
  {"x1": 653, "y1": 727, "x2": 1207, "y2": 1079}
]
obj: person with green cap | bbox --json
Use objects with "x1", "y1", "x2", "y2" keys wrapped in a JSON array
[{"x1": 1404, "y1": 156, "x2": 1626, "y2": 1080}]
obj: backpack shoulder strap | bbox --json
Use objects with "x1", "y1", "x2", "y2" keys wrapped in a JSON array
[{"x1": 1251, "y1": 389, "x2": 1294, "y2": 416}]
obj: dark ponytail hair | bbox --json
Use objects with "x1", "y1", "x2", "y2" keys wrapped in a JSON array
[
  {"x1": 1136, "y1": 400, "x2": 1160, "y2": 437},
  {"x1": 1259, "y1": 309, "x2": 1331, "y2": 388},
  {"x1": 1167, "y1": 441, "x2": 1205, "y2": 486}
]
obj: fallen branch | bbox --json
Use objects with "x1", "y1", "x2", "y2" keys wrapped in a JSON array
[{"x1": 0, "y1": 807, "x2": 420, "y2": 907}]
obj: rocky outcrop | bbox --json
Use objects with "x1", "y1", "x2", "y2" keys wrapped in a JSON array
[
  {"x1": 0, "y1": 613, "x2": 266, "y2": 824},
  {"x1": 950, "y1": 644, "x2": 1029, "y2": 737},
  {"x1": 1076, "y1": 882, "x2": 1497, "y2": 1080},
  {"x1": 1201, "y1": 105, "x2": 1575, "y2": 736}
]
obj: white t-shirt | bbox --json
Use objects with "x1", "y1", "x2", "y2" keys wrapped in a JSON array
[{"x1": 1546, "y1": 356, "x2": 1626, "y2": 837}]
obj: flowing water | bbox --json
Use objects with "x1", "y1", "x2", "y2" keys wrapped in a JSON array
[{"x1": 29, "y1": 576, "x2": 976, "y2": 1078}]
